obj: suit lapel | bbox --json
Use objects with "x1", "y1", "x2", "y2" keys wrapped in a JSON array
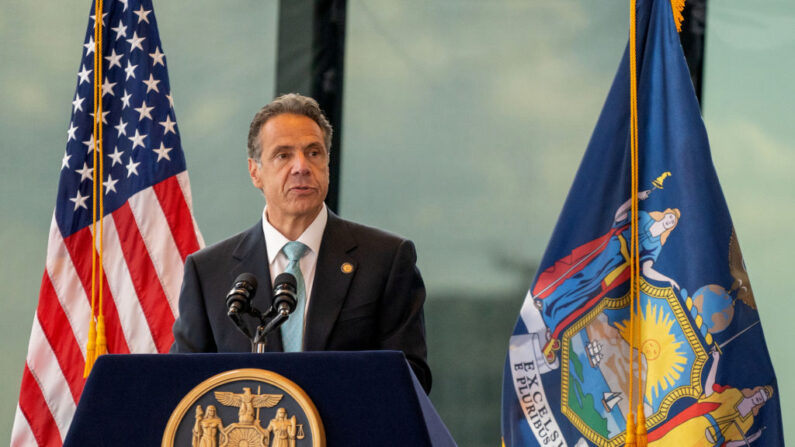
[
  {"x1": 230, "y1": 220, "x2": 283, "y2": 351},
  {"x1": 304, "y1": 211, "x2": 357, "y2": 351}
]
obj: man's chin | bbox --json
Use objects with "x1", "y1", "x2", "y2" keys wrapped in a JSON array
[{"x1": 286, "y1": 200, "x2": 324, "y2": 218}]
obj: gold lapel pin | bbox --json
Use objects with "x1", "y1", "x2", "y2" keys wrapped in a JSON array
[{"x1": 340, "y1": 262, "x2": 354, "y2": 274}]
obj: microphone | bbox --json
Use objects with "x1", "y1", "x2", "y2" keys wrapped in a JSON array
[
  {"x1": 254, "y1": 273, "x2": 298, "y2": 348},
  {"x1": 272, "y1": 272, "x2": 297, "y2": 316},
  {"x1": 226, "y1": 273, "x2": 258, "y2": 317}
]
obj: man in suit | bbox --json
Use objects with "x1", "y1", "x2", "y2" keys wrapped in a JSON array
[{"x1": 171, "y1": 94, "x2": 431, "y2": 392}]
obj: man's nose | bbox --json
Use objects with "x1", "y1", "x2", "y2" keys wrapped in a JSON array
[{"x1": 290, "y1": 152, "x2": 310, "y2": 174}]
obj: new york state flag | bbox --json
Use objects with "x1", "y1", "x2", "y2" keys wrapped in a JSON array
[{"x1": 501, "y1": 0, "x2": 784, "y2": 446}]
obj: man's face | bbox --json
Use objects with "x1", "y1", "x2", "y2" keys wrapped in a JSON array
[{"x1": 248, "y1": 113, "x2": 329, "y2": 224}]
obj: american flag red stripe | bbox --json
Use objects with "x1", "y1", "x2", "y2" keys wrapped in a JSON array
[
  {"x1": 12, "y1": 0, "x2": 203, "y2": 445},
  {"x1": 153, "y1": 176, "x2": 202, "y2": 261},
  {"x1": 112, "y1": 202, "x2": 176, "y2": 353},
  {"x1": 128, "y1": 187, "x2": 184, "y2": 314},
  {"x1": 34, "y1": 274, "x2": 85, "y2": 402},
  {"x1": 17, "y1": 366, "x2": 63, "y2": 447}
]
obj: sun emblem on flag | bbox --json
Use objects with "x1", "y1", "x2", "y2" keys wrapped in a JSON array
[{"x1": 614, "y1": 300, "x2": 688, "y2": 403}]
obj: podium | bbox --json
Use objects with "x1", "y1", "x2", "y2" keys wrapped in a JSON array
[{"x1": 63, "y1": 351, "x2": 456, "y2": 446}]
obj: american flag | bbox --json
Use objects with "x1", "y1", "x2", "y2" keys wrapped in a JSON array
[{"x1": 11, "y1": 1, "x2": 204, "y2": 445}]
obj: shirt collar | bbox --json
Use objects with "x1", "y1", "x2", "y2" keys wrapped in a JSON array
[{"x1": 261, "y1": 203, "x2": 328, "y2": 264}]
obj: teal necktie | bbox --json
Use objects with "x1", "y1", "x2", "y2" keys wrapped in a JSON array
[{"x1": 280, "y1": 241, "x2": 309, "y2": 352}]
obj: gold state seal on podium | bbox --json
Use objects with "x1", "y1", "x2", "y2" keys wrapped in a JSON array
[{"x1": 162, "y1": 368, "x2": 325, "y2": 447}]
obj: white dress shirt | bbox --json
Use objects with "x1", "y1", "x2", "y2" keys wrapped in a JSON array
[{"x1": 261, "y1": 203, "x2": 328, "y2": 316}]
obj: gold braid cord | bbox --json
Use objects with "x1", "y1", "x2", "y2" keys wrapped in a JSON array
[
  {"x1": 84, "y1": 0, "x2": 106, "y2": 378},
  {"x1": 623, "y1": 0, "x2": 685, "y2": 444}
]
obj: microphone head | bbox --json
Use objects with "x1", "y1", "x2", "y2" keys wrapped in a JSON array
[
  {"x1": 273, "y1": 272, "x2": 297, "y2": 291},
  {"x1": 234, "y1": 272, "x2": 258, "y2": 294},
  {"x1": 227, "y1": 273, "x2": 258, "y2": 315},
  {"x1": 272, "y1": 273, "x2": 297, "y2": 313}
]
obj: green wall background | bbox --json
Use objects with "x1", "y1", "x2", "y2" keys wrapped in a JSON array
[{"x1": 0, "y1": 1, "x2": 792, "y2": 445}]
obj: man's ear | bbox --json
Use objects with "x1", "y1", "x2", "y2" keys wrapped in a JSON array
[{"x1": 248, "y1": 158, "x2": 262, "y2": 189}]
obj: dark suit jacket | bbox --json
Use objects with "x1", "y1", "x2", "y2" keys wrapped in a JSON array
[{"x1": 171, "y1": 211, "x2": 431, "y2": 392}]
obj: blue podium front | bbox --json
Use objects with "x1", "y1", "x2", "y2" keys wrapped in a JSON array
[{"x1": 63, "y1": 351, "x2": 456, "y2": 446}]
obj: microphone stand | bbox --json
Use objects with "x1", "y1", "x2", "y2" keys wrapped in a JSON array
[{"x1": 252, "y1": 307, "x2": 291, "y2": 353}]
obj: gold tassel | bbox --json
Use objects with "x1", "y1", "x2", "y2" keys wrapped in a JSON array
[
  {"x1": 670, "y1": 0, "x2": 686, "y2": 32},
  {"x1": 96, "y1": 315, "x2": 108, "y2": 356},
  {"x1": 625, "y1": 411, "x2": 637, "y2": 447},
  {"x1": 83, "y1": 318, "x2": 97, "y2": 378},
  {"x1": 636, "y1": 404, "x2": 648, "y2": 447}
]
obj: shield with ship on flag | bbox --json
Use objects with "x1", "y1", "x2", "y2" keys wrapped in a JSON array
[{"x1": 501, "y1": 0, "x2": 784, "y2": 446}]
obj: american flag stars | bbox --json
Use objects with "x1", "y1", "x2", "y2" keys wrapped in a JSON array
[
  {"x1": 77, "y1": 64, "x2": 92, "y2": 85},
  {"x1": 134, "y1": 100, "x2": 153, "y2": 120},
  {"x1": 72, "y1": 93, "x2": 85, "y2": 112},
  {"x1": 133, "y1": 5, "x2": 151, "y2": 24},
  {"x1": 149, "y1": 47, "x2": 165, "y2": 66},
  {"x1": 111, "y1": 20, "x2": 127, "y2": 40},
  {"x1": 69, "y1": 190, "x2": 90, "y2": 210},
  {"x1": 124, "y1": 60, "x2": 137, "y2": 80},
  {"x1": 108, "y1": 146, "x2": 124, "y2": 166},
  {"x1": 104, "y1": 174, "x2": 119, "y2": 194},
  {"x1": 55, "y1": 0, "x2": 186, "y2": 230},
  {"x1": 159, "y1": 115, "x2": 176, "y2": 135},
  {"x1": 67, "y1": 123, "x2": 78, "y2": 141},
  {"x1": 102, "y1": 78, "x2": 117, "y2": 97},
  {"x1": 143, "y1": 73, "x2": 160, "y2": 93},
  {"x1": 126, "y1": 31, "x2": 145, "y2": 52},
  {"x1": 106, "y1": 49, "x2": 123, "y2": 68},
  {"x1": 128, "y1": 129, "x2": 146, "y2": 149},
  {"x1": 125, "y1": 156, "x2": 140, "y2": 177},
  {"x1": 153, "y1": 142, "x2": 172, "y2": 162}
]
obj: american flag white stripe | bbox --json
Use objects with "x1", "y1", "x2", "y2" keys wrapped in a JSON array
[
  {"x1": 127, "y1": 187, "x2": 182, "y2": 315},
  {"x1": 45, "y1": 218, "x2": 91, "y2": 354},
  {"x1": 95, "y1": 212, "x2": 158, "y2": 353},
  {"x1": 11, "y1": 404, "x2": 38, "y2": 447},
  {"x1": 13, "y1": 0, "x2": 203, "y2": 445},
  {"x1": 24, "y1": 318, "x2": 77, "y2": 440},
  {"x1": 176, "y1": 171, "x2": 206, "y2": 248}
]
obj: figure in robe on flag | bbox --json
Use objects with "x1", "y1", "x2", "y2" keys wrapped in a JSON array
[
  {"x1": 647, "y1": 350, "x2": 772, "y2": 447},
  {"x1": 533, "y1": 187, "x2": 680, "y2": 362}
]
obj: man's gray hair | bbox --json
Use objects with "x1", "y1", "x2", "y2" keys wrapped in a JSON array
[{"x1": 247, "y1": 93, "x2": 333, "y2": 161}]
